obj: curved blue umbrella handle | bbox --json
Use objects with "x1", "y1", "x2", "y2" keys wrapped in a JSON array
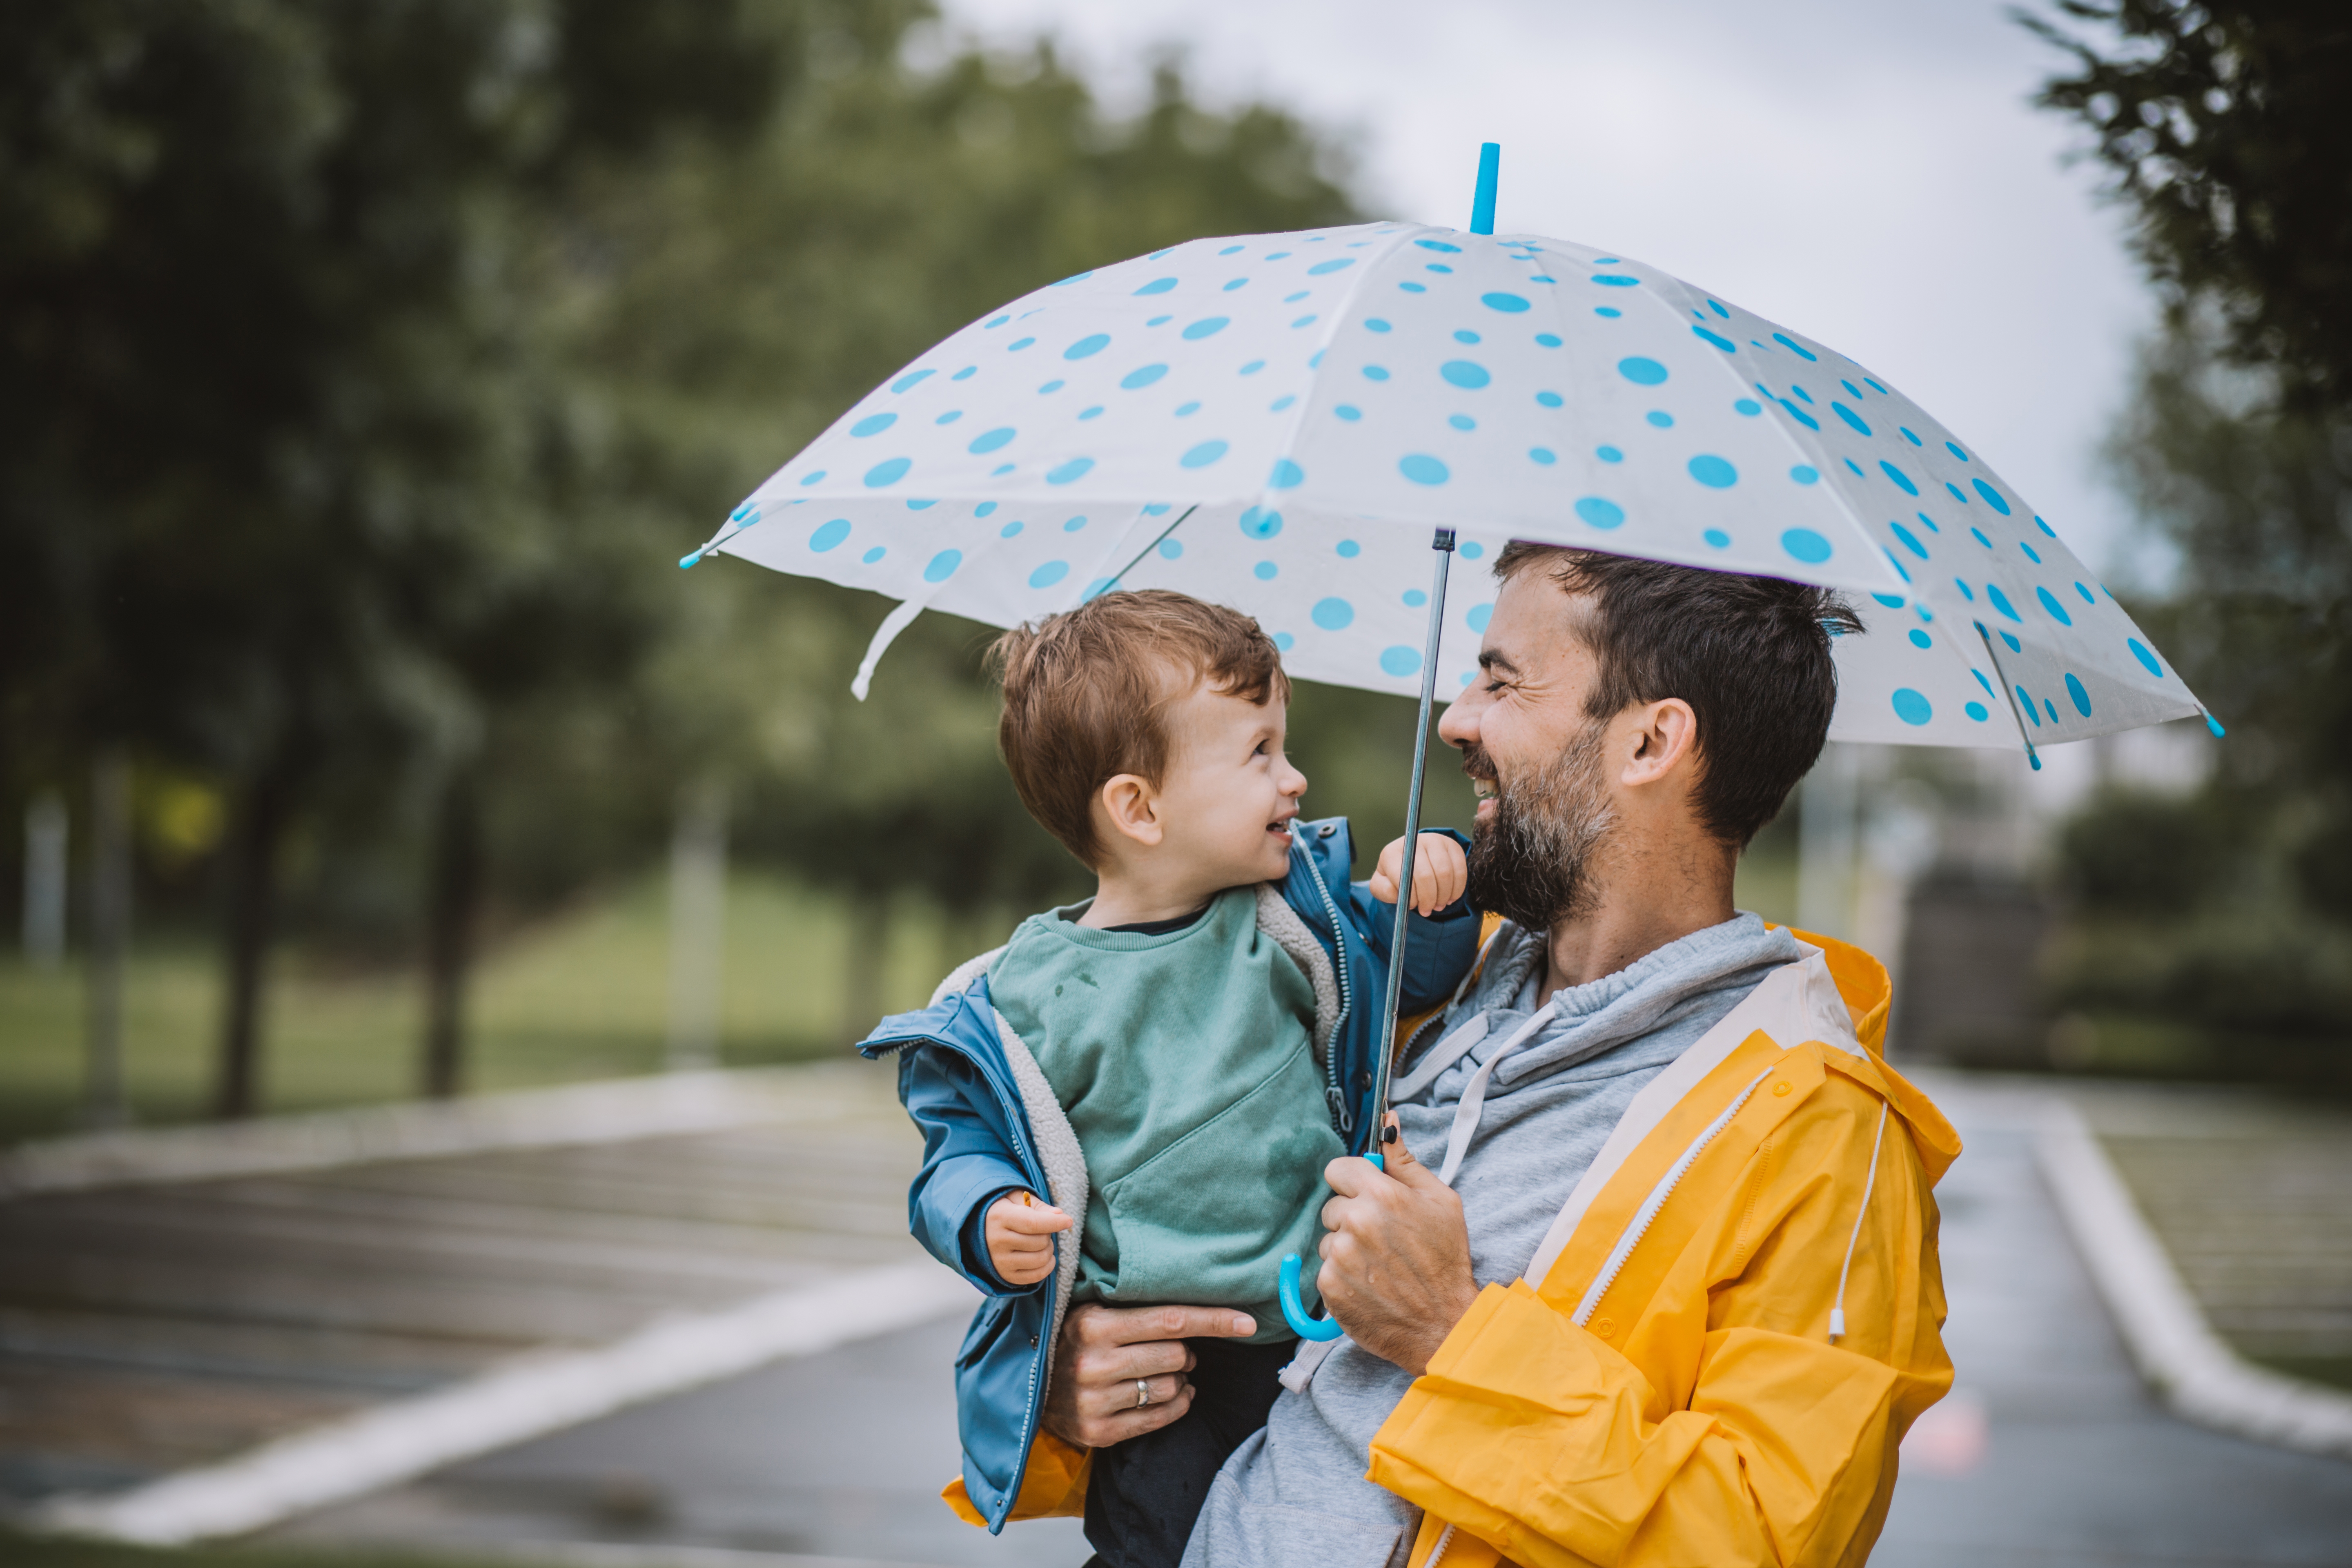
[{"x1": 1278, "y1": 1253, "x2": 1343, "y2": 1341}]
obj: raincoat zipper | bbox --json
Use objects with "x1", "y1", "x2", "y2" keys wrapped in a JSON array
[{"x1": 1295, "y1": 839, "x2": 1356, "y2": 1136}]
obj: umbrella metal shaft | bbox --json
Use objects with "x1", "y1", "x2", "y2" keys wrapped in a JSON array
[{"x1": 1369, "y1": 527, "x2": 1457, "y2": 1153}]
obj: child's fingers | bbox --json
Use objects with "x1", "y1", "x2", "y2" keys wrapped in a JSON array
[
  {"x1": 1411, "y1": 833, "x2": 1467, "y2": 913},
  {"x1": 993, "y1": 1199, "x2": 1075, "y2": 1234}
]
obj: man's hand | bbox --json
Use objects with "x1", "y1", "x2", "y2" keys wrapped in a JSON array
[
  {"x1": 1317, "y1": 1117, "x2": 1480, "y2": 1376},
  {"x1": 985, "y1": 1191, "x2": 1073, "y2": 1287},
  {"x1": 1369, "y1": 831, "x2": 1469, "y2": 916},
  {"x1": 1042, "y1": 1302, "x2": 1258, "y2": 1449}
]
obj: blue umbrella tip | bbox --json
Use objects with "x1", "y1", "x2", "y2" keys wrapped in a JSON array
[
  {"x1": 678, "y1": 550, "x2": 703, "y2": 570},
  {"x1": 2028, "y1": 751, "x2": 2044, "y2": 772},
  {"x1": 2203, "y1": 711, "x2": 2227, "y2": 738}
]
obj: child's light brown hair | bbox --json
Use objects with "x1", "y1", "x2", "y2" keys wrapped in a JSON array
[{"x1": 987, "y1": 590, "x2": 1291, "y2": 869}]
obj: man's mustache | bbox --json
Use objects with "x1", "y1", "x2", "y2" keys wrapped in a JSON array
[{"x1": 1459, "y1": 743, "x2": 1498, "y2": 785}]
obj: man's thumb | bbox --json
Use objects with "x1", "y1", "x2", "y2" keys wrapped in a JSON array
[{"x1": 1376, "y1": 1115, "x2": 1440, "y2": 1186}]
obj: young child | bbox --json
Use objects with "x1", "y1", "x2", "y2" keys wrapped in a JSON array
[{"x1": 859, "y1": 590, "x2": 1479, "y2": 1568}]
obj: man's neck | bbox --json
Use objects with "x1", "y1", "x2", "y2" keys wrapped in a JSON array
[{"x1": 1537, "y1": 841, "x2": 1737, "y2": 1004}]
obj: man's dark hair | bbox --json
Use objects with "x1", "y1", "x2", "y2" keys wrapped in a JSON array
[{"x1": 1490, "y1": 543, "x2": 1862, "y2": 848}]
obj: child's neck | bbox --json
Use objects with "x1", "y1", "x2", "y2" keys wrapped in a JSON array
[{"x1": 1076, "y1": 861, "x2": 1218, "y2": 930}]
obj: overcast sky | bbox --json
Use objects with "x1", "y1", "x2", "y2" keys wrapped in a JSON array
[{"x1": 933, "y1": 0, "x2": 2160, "y2": 581}]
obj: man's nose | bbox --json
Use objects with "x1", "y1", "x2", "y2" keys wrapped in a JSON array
[{"x1": 1437, "y1": 689, "x2": 1479, "y2": 748}]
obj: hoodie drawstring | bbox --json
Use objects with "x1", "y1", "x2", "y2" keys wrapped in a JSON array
[
  {"x1": 1434, "y1": 1000, "x2": 1559, "y2": 1186},
  {"x1": 1829, "y1": 1100, "x2": 1890, "y2": 1343}
]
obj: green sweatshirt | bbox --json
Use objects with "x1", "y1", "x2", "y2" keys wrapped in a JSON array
[{"x1": 990, "y1": 885, "x2": 1343, "y2": 1343}]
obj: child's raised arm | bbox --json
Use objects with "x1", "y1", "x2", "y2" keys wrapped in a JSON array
[{"x1": 1368, "y1": 831, "x2": 1469, "y2": 916}]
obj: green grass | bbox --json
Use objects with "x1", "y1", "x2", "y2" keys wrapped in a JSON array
[{"x1": 0, "y1": 871, "x2": 985, "y2": 1145}]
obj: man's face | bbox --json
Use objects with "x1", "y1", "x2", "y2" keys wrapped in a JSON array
[{"x1": 1437, "y1": 575, "x2": 1619, "y2": 932}]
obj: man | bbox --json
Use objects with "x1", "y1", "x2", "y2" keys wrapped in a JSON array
[{"x1": 1020, "y1": 545, "x2": 1961, "y2": 1568}]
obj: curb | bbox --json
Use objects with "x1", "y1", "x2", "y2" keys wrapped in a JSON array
[
  {"x1": 2034, "y1": 1100, "x2": 2352, "y2": 1460},
  {"x1": 25, "y1": 1258, "x2": 978, "y2": 1544}
]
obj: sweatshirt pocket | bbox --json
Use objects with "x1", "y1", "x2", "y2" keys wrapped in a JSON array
[{"x1": 1095, "y1": 1043, "x2": 1343, "y2": 1315}]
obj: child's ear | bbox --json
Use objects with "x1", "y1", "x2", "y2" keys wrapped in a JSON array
[{"x1": 1096, "y1": 773, "x2": 1165, "y2": 850}]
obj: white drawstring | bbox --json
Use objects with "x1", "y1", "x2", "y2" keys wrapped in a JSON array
[
  {"x1": 1829, "y1": 1101, "x2": 1890, "y2": 1343},
  {"x1": 1435, "y1": 1001, "x2": 1557, "y2": 1185}
]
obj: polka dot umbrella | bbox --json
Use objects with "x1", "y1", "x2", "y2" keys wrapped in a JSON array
[{"x1": 689, "y1": 160, "x2": 2209, "y2": 765}]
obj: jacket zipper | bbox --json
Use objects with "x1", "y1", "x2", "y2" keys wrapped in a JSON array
[{"x1": 1295, "y1": 840, "x2": 1356, "y2": 1136}]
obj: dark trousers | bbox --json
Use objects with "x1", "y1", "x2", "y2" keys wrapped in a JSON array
[{"x1": 1080, "y1": 1336, "x2": 1294, "y2": 1568}]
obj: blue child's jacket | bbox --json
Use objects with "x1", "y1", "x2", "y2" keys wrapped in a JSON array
[{"x1": 857, "y1": 817, "x2": 1479, "y2": 1532}]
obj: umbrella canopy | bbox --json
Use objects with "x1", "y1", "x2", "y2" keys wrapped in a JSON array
[{"x1": 698, "y1": 220, "x2": 2209, "y2": 756}]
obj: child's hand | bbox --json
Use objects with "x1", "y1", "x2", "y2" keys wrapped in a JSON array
[
  {"x1": 987, "y1": 1190, "x2": 1074, "y2": 1287},
  {"x1": 1370, "y1": 832, "x2": 1469, "y2": 916}
]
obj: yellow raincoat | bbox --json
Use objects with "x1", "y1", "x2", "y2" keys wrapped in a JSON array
[{"x1": 953, "y1": 928, "x2": 1960, "y2": 1568}]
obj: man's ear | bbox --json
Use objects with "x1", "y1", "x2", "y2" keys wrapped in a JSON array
[
  {"x1": 1096, "y1": 773, "x2": 1165, "y2": 849},
  {"x1": 1621, "y1": 698, "x2": 1699, "y2": 786}
]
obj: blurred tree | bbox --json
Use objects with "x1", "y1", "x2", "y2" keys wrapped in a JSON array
[{"x1": 0, "y1": 0, "x2": 786, "y2": 1113}]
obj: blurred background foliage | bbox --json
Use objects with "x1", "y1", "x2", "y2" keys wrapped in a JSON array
[
  {"x1": 2031, "y1": 0, "x2": 2352, "y2": 1080},
  {"x1": 0, "y1": 0, "x2": 1470, "y2": 1133}
]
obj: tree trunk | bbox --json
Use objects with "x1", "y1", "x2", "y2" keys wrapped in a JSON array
[
  {"x1": 421, "y1": 769, "x2": 482, "y2": 1100},
  {"x1": 215, "y1": 761, "x2": 297, "y2": 1120}
]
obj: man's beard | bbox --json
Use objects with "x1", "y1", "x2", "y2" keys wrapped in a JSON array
[{"x1": 1462, "y1": 722, "x2": 1618, "y2": 934}]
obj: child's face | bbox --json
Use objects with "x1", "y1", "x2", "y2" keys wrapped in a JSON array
[{"x1": 1149, "y1": 682, "x2": 1310, "y2": 889}]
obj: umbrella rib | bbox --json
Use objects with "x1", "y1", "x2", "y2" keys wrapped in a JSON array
[
  {"x1": 1974, "y1": 622, "x2": 2043, "y2": 771},
  {"x1": 1092, "y1": 504, "x2": 1199, "y2": 597}
]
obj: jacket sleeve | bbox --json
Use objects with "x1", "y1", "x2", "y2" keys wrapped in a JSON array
[
  {"x1": 898, "y1": 1046, "x2": 1044, "y2": 1296},
  {"x1": 1348, "y1": 827, "x2": 1481, "y2": 1014},
  {"x1": 1368, "y1": 1080, "x2": 1952, "y2": 1568}
]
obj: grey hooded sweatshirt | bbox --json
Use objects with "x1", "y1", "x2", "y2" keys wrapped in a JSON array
[{"x1": 1182, "y1": 911, "x2": 1805, "y2": 1568}]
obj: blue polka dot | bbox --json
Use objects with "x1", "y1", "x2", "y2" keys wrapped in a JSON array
[
  {"x1": 2002, "y1": 630, "x2": 2022, "y2": 653},
  {"x1": 1312, "y1": 597, "x2": 1354, "y2": 630},
  {"x1": 1777, "y1": 399, "x2": 1821, "y2": 431},
  {"x1": 1182, "y1": 317, "x2": 1229, "y2": 340},
  {"x1": 1693, "y1": 326, "x2": 1736, "y2": 352},
  {"x1": 862, "y1": 546, "x2": 886, "y2": 564},
  {"x1": 1440, "y1": 361, "x2": 1490, "y2": 389},
  {"x1": 1046, "y1": 457, "x2": 1094, "y2": 485},
  {"x1": 2036, "y1": 586, "x2": 2073, "y2": 625},
  {"x1": 863, "y1": 457, "x2": 911, "y2": 488},
  {"x1": 1592, "y1": 274, "x2": 1639, "y2": 287},
  {"x1": 1964, "y1": 700, "x2": 1990, "y2": 722},
  {"x1": 986, "y1": 315, "x2": 1011, "y2": 328},
  {"x1": 1944, "y1": 441, "x2": 1969, "y2": 462},
  {"x1": 1453, "y1": 330, "x2": 1481, "y2": 344},
  {"x1": 808, "y1": 518, "x2": 851, "y2": 552},
  {"x1": 1688, "y1": 454, "x2": 1737, "y2": 488},
  {"x1": 923, "y1": 549, "x2": 961, "y2": 583},
  {"x1": 2036, "y1": 515, "x2": 2058, "y2": 538},
  {"x1": 1223, "y1": 278, "x2": 1247, "y2": 292},
  {"x1": 1533, "y1": 391, "x2": 1564, "y2": 409},
  {"x1": 1914, "y1": 510, "x2": 1940, "y2": 533},
  {"x1": 1402, "y1": 588, "x2": 1426, "y2": 606},
  {"x1": 1180, "y1": 440, "x2": 1228, "y2": 468},
  {"x1": 1174, "y1": 401, "x2": 1200, "y2": 417},
  {"x1": 1595, "y1": 306, "x2": 1622, "y2": 318},
  {"x1": 1618, "y1": 357, "x2": 1668, "y2": 385},
  {"x1": 999, "y1": 520, "x2": 1022, "y2": 538},
  {"x1": 1121, "y1": 364, "x2": 1168, "y2": 390},
  {"x1": 2128, "y1": 637, "x2": 2162, "y2": 677},
  {"x1": 1535, "y1": 333, "x2": 1563, "y2": 347},
  {"x1": 1466, "y1": 603, "x2": 1493, "y2": 633},
  {"x1": 1307, "y1": 257, "x2": 1355, "y2": 274},
  {"x1": 1051, "y1": 270, "x2": 1092, "y2": 286},
  {"x1": 1426, "y1": 263, "x2": 1453, "y2": 274},
  {"x1": 975, "y1": 501, "x2": 997, "y2": 517},
  {"x1": 1948, "y1": 483, "x2": 1970, "y2": 505},
  {"x1": 1336, "y1": 539, "x2": 1360, "y2": 558},
  {"x1": 1240, "y1": 360, "x2": 1265, "y2": 375},
  {"x1": 1291, "y1": 315, "x2": 1316, "y2": 329},
  {"x1": 1986, "y1": 584, "x2": 2022, "y2": 622},
  {"x1": 1064, "y1": 334, "x2": 1110, "y2": 361},
  {"x1": 1596, "y1": 445, "x2": 1623, "y2": 463},
  {"x1": 1038, "y1": 380, "x2": 1064, "y2": 394},
  {"x1": 1482, "y1": 292, "x2": 1531, "y2": 312},
  {"x1": 1890, "y1": 522, "x2": 1929, "y2": 559},
  {"x1": 1734, "y1": 399, "x2": 1762, "y2": 415},
  {"x1": 1238, "y1": 507, "x2": 1282, "y2": 539},
  {"x1": 1898, "y1": 427, "x2": 1922, "y2": 446},
  {"x1": 1078, "y1": 406, "x2": 1102, "y2": 421},
  {"x1": 798, "y1": 470, "x2": 826, "y2": 486},
  {"x1": 1971, "y1": 526, "x2": 1993, "y2": 549},
  {"x1": 1576, "y1": 497, "x2": 1626, "y2": 530},
  {"x1": 1365, "y1": 318, "x2": 1392, "y2": 333},
  {"x1": 1878, "y1": 460, "x2": 1920, "y2": 496},
  {"x1": 951, "y1": 367, "x2": 976, "y2": 381},
  {"x1": 1530, "y1": 447, "x2": 1557, "y2": 464},
  {"x1": 1158, "y1": 538, "x2": 1183, "y2": 560},
  {"x1": 1363, "y1": 365, "x2": 1391, "y2": 382},
  {"x1": 851, "y1": 413, "x2": 897, "y2": 437},
  {"x1": 1269, "y1": 459, "x2": 1305, "y2": 489},
  {"x1": 1399, "y1": 454, "x2": 1450, "y2": 486},
  {"x1": 891, "y1": 369, "x2": 934, "y2": 393},
  {"x1": 1831, "y1": 402, "x2": 1871, "y2": 436},
  {"x1": 1846, "y1": 459, "x2": 1866, "y2": 477},
  {"x1": 1909, "y1": 628, "x2": 1933, "y2": 649},
  {"x1": 1133, "y1": 278, "x2": 1177, "y2": 296},
  {"x1": 1009, "y1": 337, "x2": 1035, "y2": 352},
  {"x1": 1772, "y1": 332, "x2": 1820, "y2": 362},
  {"x1": 1254, "y1": 561, "x2": 1278, "y2": 580},
  {"x1": 1891, "y1": 688, "x2": 1932, "y2": 726},
  {"x1": 1972, "y1": 478, "x2": 2013, "y2": 515},
  {"x1": 1029, "y1": 561, "x2": 1069, "y2": 589},
  {"x1": 1781, "y1": 528, "x2": 1832, "y2": 564},
  {"x1": 969, "y1": 428, "x2": 1015, "y2": 454},
  {"x1": 1062, "y1": 515, "x2": 1087, "y2": 532},
  {"x1": 1703, "y1": 528, "x2": 1732, "y2": 548},
  {"x1": 2075, "y1": 581, "x2": 2095, "y2": 604},
  {"x1": 1274, "y1": 632, "x2": 1294, "y2": 651},
  {"x1": 936, "y1": 410, "x2": 964, "y2": 425},
  {"x1": 1400, "y1": 282, "x2": 1427, "y2": 294},
  {"x1": 1334, "y1": 405, "x2": 1362, "y2": 421},
  {"x1": 1873, "y1": 592, "x2": 1905, "y2": 608},
  {"x1": 1380, "y1": 646, "x2": 1422, "y2": 677},
  {"x1": 1415, "y1": 239, "x2": 1462, "y2": 253},
  {"x1": 1459, "y1": 541, "x2": 1484, "y2": 559},
  {"x1": 1780, "y1": 466, "x2": 1815, "y2": 488},
  {"x1": 1646, "y1": 411, "x2": 1674, "y2": 428},
  {"x1": 2065, "y1": 673, "x2": 2092, "y2": 716}
]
